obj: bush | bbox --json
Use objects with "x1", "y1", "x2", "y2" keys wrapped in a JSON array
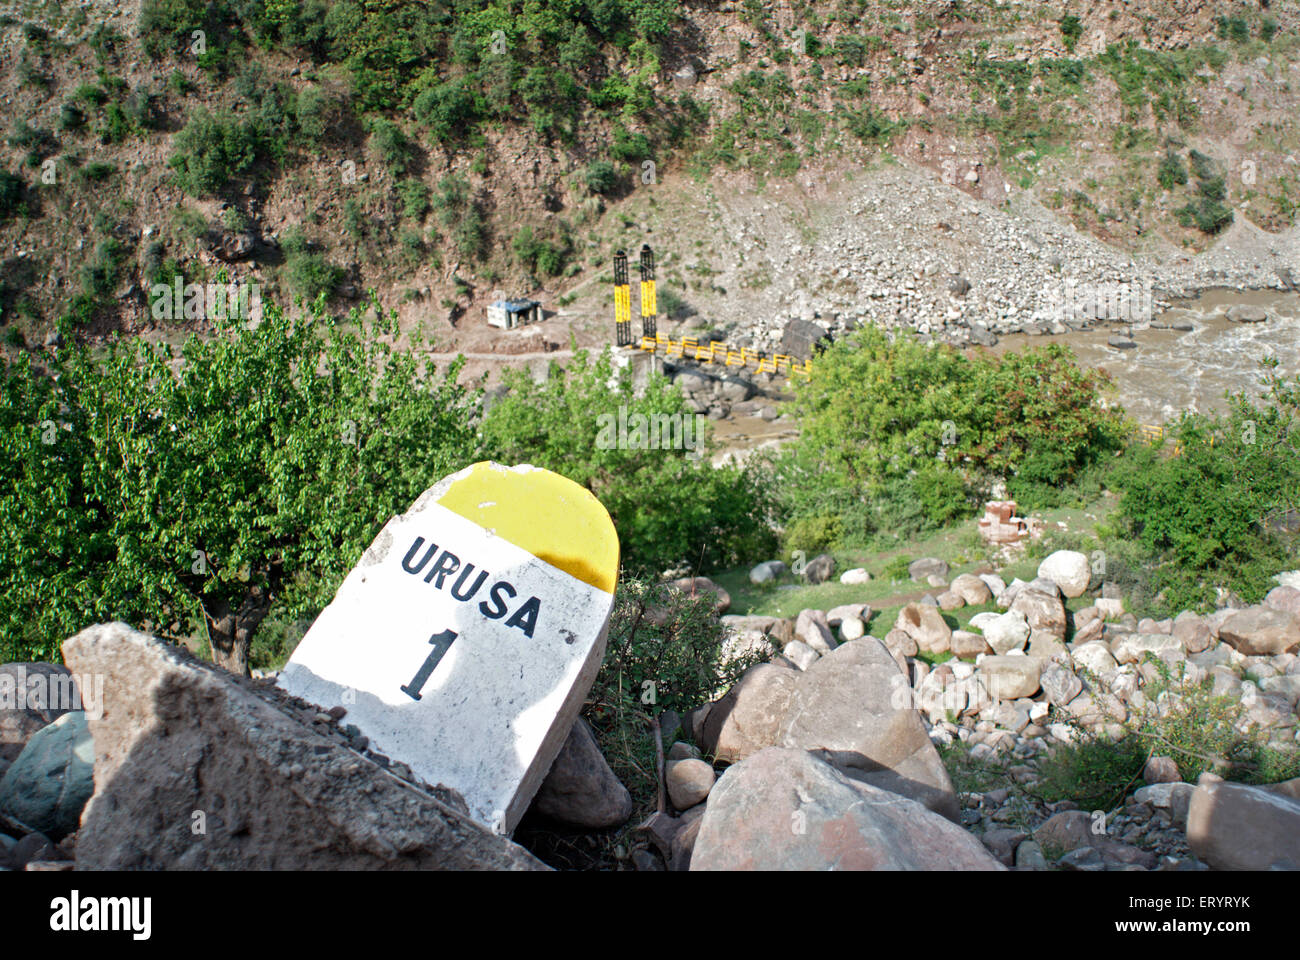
[
  {"x1": 76, "y1": 162, "x2": 116, "y2": 183},
  {"x1": 168, "y1": 108, "x2": 261, "y2": 196},
  {"x1": 0, "y1": 297, "x2": 476, "y2": 667},
  {"x1": 284, "y1": 249, "x2": 343, "y2": 301},
  {"x1": 1176, "y1": 195, "x2": 1233, "y2": 234},
  {"x1": 1034, "y1": 730, "x2": 1148, "y2": 812},
  {"x1": 397, "y1": 179, "x2": 430, "y2": 221},
  {"x1": 367, "y1": 118, "x2": 416, "y2": 177},
  {"x1": 58, "y1": 103, "x2": 86, "y2": 131},
  {"x1": 1121, "y1": 658, "x2": 1300, "y2": 784},
  {"x1": 1215, "y1": 16, "x2": 1250, "y2": 44},
  {"x1": 1156, "y1": 150, "x2": 1187, "y2": 190},
  {"x1": 412, "y1": 77, "x2": 479, "y2": 145},
  {"x1": 0, "y1": 171, "x2": 27, "y2": 220},
  {"x1": 584, "y1": 160, "x2": 619, "y2": 195},
  {"x1": 293, "y1": 85, "x2": 344, "y2": 148},
  {"x1": 1188, "y1": 149, "x2": 1220, "y2": 182},
  {"x1": 782, "y1": 514, "x2": 842, "y2": 557},
  {"x1": 1059, "y1": 15, "x2": 1083, "y2": 53},
  {"x1": 1118, "y1": 365, "x2": 1300, "y2": 609}
]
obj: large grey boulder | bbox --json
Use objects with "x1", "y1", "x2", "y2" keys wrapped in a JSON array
[
  {"x1": 893, "y1": 602, "x2": 952, "y2": 655},
  {"x1": 0, "y1": 710, "x2": 94, "y2": 840},
  {"x1": 1036, "y1": 550, "x2": 1091, "y2": 598},
  {"x1": 908, "y1": 558, "x2": 949, "y2": 582},
  {"x1": 1186, "y1": 775, "x2": 1300, "y2": 870},
  {"x1": 802, "y1": 553, "x2": 835, "y2": 585},
  {"x1": 748, "y1": 560, "x2": 788, "y2": 585},
  {"x1": 63, "y1": 623, "x2": 545, "y2": 870},
  {"x1": 949, "y1": 573, "x2": 993, "y2": 605},
  {"x1": 1112, "y1": 633, "x2": 1186, "y2": 666},
  {"x1": 1218, "y1": 607, "x2": 1300, "y2": 656},
  {"x1": 531, "y1": 718, "x2": 633, "y2": 829},
  {"x1": 691, "y1": 748, "x2": 1002, "y2": 871},
  {"x1": 1034, "y1": 810, "x2": 1156, "y2": 869},
  {"x1": 698, "y1": 663, "x2": 800, "y2": 763},
  {"x1": 1039, "y1": 661, "x2": 1083, "y2": 707},
  {"x1": 794, "y1": 609, "x2": 837, "y2": 656},
  {"x1": 981, "y1": 609, "x2": 1030, "y2": 655},
  {"x1": 1171, "y1": 611, "x2": 1214, "y2": 654},
  {"x1": 0, "y1": 663, "x2": 80, "y2": 762},
  {"x1": 779, "y1": 319, "x2": 830, "y2": 361},
  {"x1": 777, "y1": 639, "x2": 958, "y2": 821},
  {"x1": 977, "y1": 656, "x2": 1042, "y2": 700},
  {"x1": 1264, "y1": 586, "x2": 1300, "y2": 616},
  {"x1": 1009, "y1": 584, "x2": 1068, "y2": 639}
]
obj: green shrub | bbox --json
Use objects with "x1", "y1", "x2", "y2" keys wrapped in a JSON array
[
  {"x1": 397, "y1": 179, "x2": 430, "y2": 221},
  {"x1": 284, "y1": 249, "x2": 343, "y2": 301},
  {"x1": 584, "y1": 160, "x2": 619, "y2": 195},
  {"x1": 1059, "y1": 15, "x2": 1083, "y2": 54},
  {"x1": 367, "y1": 118, "x2": 416, "y2": 177},
  {"x1": 1118, "y1": 365, "x2": 1300, "y2": 609},
  {"x1": 100, "y1": 101, "x2": 132, "y2": 143},
  {"x1": 1176, "y1": 195, "x2": 1233, "y2": 234},
  {"x1": 778, "y1": 328, "x2": 1127, "y2": 531},
  {"x1": 1034, "y1": 730, "x2": 1148, "y2": 812},
  {"x1": 76, "y1": 162, "x2": 116, "y2": 183},
  {"x1": 1215, "y1": 16, "x2": 1250, "y2": 44},
  {"x1": 279, "y1": 229, "x2": 343, "y2": 300},
  {"x1": 882, "y1": 555, "x2": 912, "y2": 581},
  {"x1": 168, "y1": 108, "x2": 261, "y2": 196},
  {"x1": 782, "y1": 514, "x2": 842, "y2": 557},
  {"x1": 586, "y1": 577, "x2": 759, "y2": 832},
  {"x1": 412, "y1": 77, "x2": 479, "y2": 144},
  {"x1": 1124, "y1": 658, "x2": 1300, "y2": 784},
  {"x1": 0, "y1": 171, "x2": 27, "y2": 220},
  {"x1": 0, "y1": 296, "x2": 476, "y2": 667},
  {"x1": 1188, "y1": 149, "x2": 1220, "y2": 182},
  {"x1": 1156, "y1": 150, "x2": 1187, "y2": 190},
  {"x1": 59, "y1": 103, "x2": 86, "y2": 131}
]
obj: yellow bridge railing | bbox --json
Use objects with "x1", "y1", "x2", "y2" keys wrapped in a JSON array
[
  {"x1": 637, "y1": 335, "x2": 813, "y2": 379},
  {"x1": 1136, "y1": 422, "x2": 1216, "y2": 456}
]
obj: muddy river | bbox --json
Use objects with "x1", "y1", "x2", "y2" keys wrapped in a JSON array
[{"x1": 992, "y1": 288, "x2": 1300, "y2": 425}]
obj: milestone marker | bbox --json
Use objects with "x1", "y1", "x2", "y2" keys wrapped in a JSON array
[{"x1": 278, "y1": 462, "x2": 619, "y2": 834}]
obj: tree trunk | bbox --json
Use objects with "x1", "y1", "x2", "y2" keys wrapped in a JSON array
[{"x1": 207, "y1": 586, "x2": 271, "y2": 677}]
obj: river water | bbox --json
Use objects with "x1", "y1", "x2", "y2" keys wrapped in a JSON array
[{"x1": 989, "y1": 288, "x2": 1300, "y2": 426}]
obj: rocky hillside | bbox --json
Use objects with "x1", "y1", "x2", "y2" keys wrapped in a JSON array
[{"x1": 0, "y1": 0, "x2": 1297, "y2": 380}]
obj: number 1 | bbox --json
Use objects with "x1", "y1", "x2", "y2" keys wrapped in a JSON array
[{"x1": 401, "y1": 629, "x2": 458, "y2": 700}]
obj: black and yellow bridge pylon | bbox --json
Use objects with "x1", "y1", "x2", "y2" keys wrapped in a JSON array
[
  {"x1": 614, "y1": 249, "x2": 633, "y2": 347},
  {"x1": 639, "y1": 244, "x2": 657, "y2": 340}
]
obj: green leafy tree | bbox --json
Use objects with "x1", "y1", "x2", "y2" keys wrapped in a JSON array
[
  {"x1": 0, "y1": 299, "x2": 477, "y2": 670},
  {"x1": 478, "y1": 348, "x2": 776, "y2": 575},
  {"x1": 779, "y1": 328, "x2": 1126, "y2": 532}
]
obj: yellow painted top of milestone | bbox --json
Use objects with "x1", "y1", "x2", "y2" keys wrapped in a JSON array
[{"x1": 435, "y1": 462, "x2": 619, "y2": 594}]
